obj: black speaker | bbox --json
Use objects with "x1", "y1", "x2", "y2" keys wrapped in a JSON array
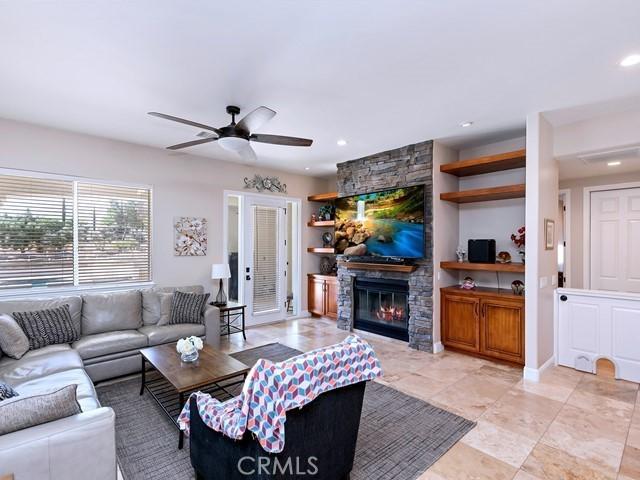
[{"x1": 468, "y1": 239, "x2": 496, "y2": 263}]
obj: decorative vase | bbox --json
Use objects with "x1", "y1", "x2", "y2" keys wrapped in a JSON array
[
  {"x1": 519, "y1": 251, "x2": 525, "y2": 265},
  {"x1": 181, "y1": 349, "x2": 199, "y2": 363}
]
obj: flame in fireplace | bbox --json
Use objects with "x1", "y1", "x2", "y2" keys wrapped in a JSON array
[{"x1": 376, "y1": 305, "x2": 405, "y2": 322}]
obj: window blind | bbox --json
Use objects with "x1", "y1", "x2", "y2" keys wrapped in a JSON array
[
  {"x1": 0, "y1": 174, "x2": 74, "y2": 289},
  {"x1": 252, "y1": 206, "x2": 279, "y2": 314},
  {"x1": 77, "y1": 182, "x2": 151, "y2": 284}
]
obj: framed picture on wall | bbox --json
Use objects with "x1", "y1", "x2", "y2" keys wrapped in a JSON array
[
  {"x1": 544, "y1": 218, "x2": 555, "y2": 250},
  {"x1": 174, "y1": 217, "x2": 208, "y2": 256}
]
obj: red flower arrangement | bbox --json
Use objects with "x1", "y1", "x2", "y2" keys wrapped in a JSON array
[{"x1": 511, "y1": 226, "x2": 525, "y2": 249}]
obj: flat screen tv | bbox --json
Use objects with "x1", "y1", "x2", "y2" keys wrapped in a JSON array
[{"x1": 334, "y1": 185, "x2": 425, "y2": 258}]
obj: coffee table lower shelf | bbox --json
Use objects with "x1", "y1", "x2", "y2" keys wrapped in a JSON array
[{"x1": 139, "y1": 362, "x2": 246, "y2": 449}]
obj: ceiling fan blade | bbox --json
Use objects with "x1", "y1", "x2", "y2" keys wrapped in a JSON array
[
  {"x1": 148, "y1": 112, "x2": 222, "y2": 134},
  {"x1": 250, "y1": 133, "x2": 313, "y2": 147},
  {"x1": 236, "y1": 106, "x2": 276, "y2": 132},
  {"x1": 238, "y1": 144, "x2": 258, "y2": 163},
  {"x1": 166, "y1": 137, "x2": 218, "y2": 150}
]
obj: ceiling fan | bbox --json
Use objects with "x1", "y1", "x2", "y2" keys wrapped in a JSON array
[{"x1": 148, "y1": 105, "x2": 313, "y2": 162}]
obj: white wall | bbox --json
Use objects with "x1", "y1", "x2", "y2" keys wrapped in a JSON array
[
  {"x1": 457, "y1": 137, "x2": 526, "y2": 288},
  {"x1": 0, "y1": 117, "x2": 327, "y2": 311},
  {"x1": 525, "y1": 113, "x2": 558, "y2": 376},
  {"x1": 432, "y1": 141, "x2": 459, "y2": 352}
]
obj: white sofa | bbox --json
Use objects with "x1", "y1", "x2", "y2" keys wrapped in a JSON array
[{"x1": 0, "y1": 286, "x2": 220, "y2": 480}]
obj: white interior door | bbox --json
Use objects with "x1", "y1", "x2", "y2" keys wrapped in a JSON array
[
  {"x1": 590, "y1": 187, "x2": 640, "y2": 292},
  {"x1": 243, "y1": 195, "x2": 288, "y2": 325}
]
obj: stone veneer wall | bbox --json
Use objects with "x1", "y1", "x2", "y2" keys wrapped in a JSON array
[{"x1": 336, "y1": 140, "x2": 434, "y2": 351}]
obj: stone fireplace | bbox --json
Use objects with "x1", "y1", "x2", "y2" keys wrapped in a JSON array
[{"x1": 335, "y1": 140, "x2": 434, "y2": 351}]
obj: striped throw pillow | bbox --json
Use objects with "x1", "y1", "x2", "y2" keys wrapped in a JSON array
[
  {"x1": 170, "y1": 291, "x2": 210, "y2": 324},
  {"x1": 12, "y1": 304, "x2": 79, "y2": 350}
]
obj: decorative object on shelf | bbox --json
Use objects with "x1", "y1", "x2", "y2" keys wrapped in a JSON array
[
  {"x1": 310, "y1": 213, "x2": 317, "y2": 223},
  {"x1": 318, "y1": 204, "x2": 334, "y2": 221},
  {"x1": 174, "y1": 217, "x2": 207, "y2": 256},
  {"x1": 497, "y1": 251, "x2": 512, "y2": 263},
  {"x1": 544, "y1": 219, "x2": 555, "y2": 250},
  {"x1": 321, "y1": 231, "x2": 334, "y2": 248},
  {"x1": 460, "y1": 276, "x2": 477, "y2": 290},
  {"x1": 511, "y1": 280, "x2": 525, "y2": 295},
  {"x1": 319, "y1": 256, "x2": 333, "y2": 275},
  {"x1": 211, "y1": 263, "x2": 231, "y2": 306},
  {"x1": 176, "y1": 336, "x2": 203, "y2": 363},
  {"x1": 455, "y1": 245, "x2": 467, "y2": 263},
  {"x1": 511, "y1": 225, "x2": 525, "y2": 264},
  {"x1": 243, "y1": 174, "x2": 287, "y2": 193},
  {"x1": 343, "y1": 244, "x2": 367, "y2": 256}
]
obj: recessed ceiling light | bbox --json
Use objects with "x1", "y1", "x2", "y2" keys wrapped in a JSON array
[
  {"x1": 459, "y1": 121, "x2": 473, "y2": 128},
  {"x1": 607, "y1": 161, "x2": 622, "y2": 166},
  {"x1": 620, "y1": 54, "x2": 640, "y2": 67},
  {"x1": 304, "y1": 167, "x2": 310, "y2": 171},
  {"x1": 337, "y1": 139, "x2": 347, "y2": 146}
]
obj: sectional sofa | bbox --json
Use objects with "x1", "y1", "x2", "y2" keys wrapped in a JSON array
[{"x1": 0, "y1": 285, "x2": 220, "y2": 480}]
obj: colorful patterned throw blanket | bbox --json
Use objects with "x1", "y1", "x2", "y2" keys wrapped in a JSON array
[{"x1": 177, "y1": 334, "x2": 383, "y2": 453}]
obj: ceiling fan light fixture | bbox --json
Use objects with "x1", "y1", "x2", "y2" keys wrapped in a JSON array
[
  {"x1": 218, "y1": 136, "x2": 249, "y2": 152},
  {"x1": 620, "y1": 54, "x2": 640, "y2": 67}
]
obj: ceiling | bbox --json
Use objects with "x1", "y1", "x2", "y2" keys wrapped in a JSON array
[{"x1": 1, "y1": 1, "x2": 639, "y2": 176}]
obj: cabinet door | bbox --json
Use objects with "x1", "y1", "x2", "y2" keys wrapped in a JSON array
[
  {"x1": 325, "y1": 279, "x2": 338, "y2": 319},
  {"x1": 480, "y1": 299, "x2": 524, "y2": 364},
  {"x1": 442, "y1": 293, "x2": 480, "y2": 352},
  {"x1": 308, "y1": 277, "x2": 326, "y2": 316}
]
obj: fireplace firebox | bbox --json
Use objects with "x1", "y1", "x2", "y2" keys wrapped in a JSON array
[{"x1": 353, "y1": 277, "x2": 409, "y2": 341}]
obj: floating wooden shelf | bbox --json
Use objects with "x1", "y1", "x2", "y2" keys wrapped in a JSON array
[
  {"x1": 440, "y1": 261, "x2": 525, "y2": 273},
  {"x1": 440, "y1": 149, "x2": 526, "y2": 177},
  {"x1": 307, "y1": 192, "x2": 338, "y2": 202},
  {"x1": 307, "y1": 247, "x2": 336, "y2": 254},
  {"x1": 337, "y1": 260, "x2": 418, "y2": 273},
  {"x1": 307, "y1": 220, "x2": 335, "y2": 227},
  {"x1": 441, "y1": 285, "x2": 524, "y2": 302},
  {"x1": 440, "y1": 184, "x2": 525, "y2": 203}
]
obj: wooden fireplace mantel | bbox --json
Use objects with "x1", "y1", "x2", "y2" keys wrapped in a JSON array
[{"x1": 337, "y1": 260, "x2": 418, "y2": 273}]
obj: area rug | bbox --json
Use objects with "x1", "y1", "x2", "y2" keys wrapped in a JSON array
[{"x1": 97, "y1": 343, "x2": 475, "y2": 480}]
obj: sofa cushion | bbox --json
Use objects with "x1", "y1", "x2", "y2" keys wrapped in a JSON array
[
  {"x1": 11, "y1": 368, "x2": 100, "y2": 412},
  {"x1": 82, "y1": 290, "x2": 142, "y2": 335},
  {"x1": 142, "y1": 285, "x2": 204, "y2": 325},
  {"x1": 0, "y1": 346, "x2": 83, "y2": 385},
  {"x1": 0, "y1": 313, "x2": 30, "y2": 359},
  {"x1": 72, "y1": 330, "x2": 148, "y2": 360},
  {"x1": 170, "y1": 291, "x2": 209, "y2": 325},
  {"x1": 139, "y1": 323, "x2": 206, "y2": 346},
  {"x1": 12, "y1": 304, "x2": 79, "y2": 351},
  {"x1": 0, "y1": 384, "x2": 81, "y2": 435},
  {"x1": 0, "y1": 295, "x2": 83, "y2": 335}
]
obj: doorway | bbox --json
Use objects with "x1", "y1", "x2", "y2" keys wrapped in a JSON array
[{"x1": 224, "y1": 191, "x2": 301, "y2": 326}]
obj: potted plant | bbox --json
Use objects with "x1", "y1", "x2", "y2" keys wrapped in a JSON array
[
  {"x1": 318, "y1": 204, "x2": 333, "y2": 221},
  {"x1": 511, "y1": 226, "x2": 525, "y2": 264},
  {"x1": 176, "y1": 336, "x2": 203, "y2": 363}
]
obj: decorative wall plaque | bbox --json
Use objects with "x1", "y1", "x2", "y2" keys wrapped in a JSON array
[{"x1": 243, "y1": 175, "x2": 287, "y2": 193}]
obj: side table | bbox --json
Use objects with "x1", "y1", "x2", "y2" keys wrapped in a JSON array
[{"x1": 214, "y1": 302, "x2": 247, "y2": 340}]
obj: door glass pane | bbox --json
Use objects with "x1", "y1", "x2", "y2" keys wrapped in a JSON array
[
  {"x1": 253, "y1": 205, "x2": 279, "y2": 314},
  {"x1": 227, "y1": 195, "x2": 241, "y2": 302}
]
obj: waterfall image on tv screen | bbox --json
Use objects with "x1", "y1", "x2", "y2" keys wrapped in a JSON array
[{"x1": 334, "y1": 185, "x2": 425, "y2": 258}]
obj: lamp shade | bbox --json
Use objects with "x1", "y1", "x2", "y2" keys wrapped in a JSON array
[{"x1": 211, "y1": 263, "x2": 231, "y2": 279}]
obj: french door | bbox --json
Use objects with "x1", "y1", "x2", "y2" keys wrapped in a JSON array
[{"x1": 243, "y1": 195, "x2": 288, "y2": 325}]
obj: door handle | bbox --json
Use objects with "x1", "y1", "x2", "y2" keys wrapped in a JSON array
[{"x1": 246, "y1": 275, "x2": 251, "y2": 281}]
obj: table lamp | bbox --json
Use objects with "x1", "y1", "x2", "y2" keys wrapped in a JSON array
[{"x1": 211, "y1": 263, "x2": 231, "y2": 307}]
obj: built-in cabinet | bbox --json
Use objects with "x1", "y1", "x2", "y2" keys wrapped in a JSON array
[
  {"x1": 308, "y1": 274, "x2": 338, "y2": 319},
  {"x1": 441, "y1": 286, "x2": 524, "y2": 365}
]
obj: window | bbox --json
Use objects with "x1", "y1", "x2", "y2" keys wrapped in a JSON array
[{"x1": 0, "y1": 172, "x2": 151, "y2": 290}]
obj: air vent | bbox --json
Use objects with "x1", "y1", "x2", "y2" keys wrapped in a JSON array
[{"x1": 578, "y1": 146, "x2": 640, "y2": 165}]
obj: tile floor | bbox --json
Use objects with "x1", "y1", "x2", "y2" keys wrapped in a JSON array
[{"x1": 217, "y1": 316, "x2": 640, "y2": 480}]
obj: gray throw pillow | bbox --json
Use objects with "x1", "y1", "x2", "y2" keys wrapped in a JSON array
[
  {"x1": 0, "y1": 384, "x2": 81, "y2": 435},
  {"x1": 156, "y1": 292, "x2": 174, "y2": 326},
  {"x1": 0, "y1": 382, "x2": 18, "y2": 401},
  {"x1": 12, "y1": 304, "x2": 79, "y2": 351},
  {"x1": 0, "y1": 313, "x2": 30, "y2": 359},
  {"x1": 170, "y1": 291, "x2": 210, "y2": 324}
]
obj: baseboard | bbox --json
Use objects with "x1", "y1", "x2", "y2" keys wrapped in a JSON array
[
  {"x1": 433, "y1": 341, "x2": 444, "y2": 354},
  {"x1": 523, "y1": 355, "x2": 555, "y2": 382}
]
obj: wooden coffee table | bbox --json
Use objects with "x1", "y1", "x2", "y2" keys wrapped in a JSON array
[{"x1": 139, "y1": 343, "x2": 250, "y2": 449}]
